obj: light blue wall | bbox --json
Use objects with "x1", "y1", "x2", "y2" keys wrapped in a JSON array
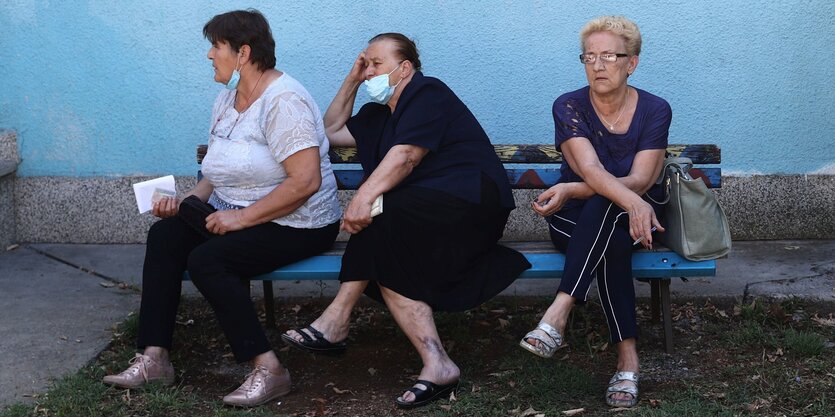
[{"x1": 2, "y1": 1, "x2": 833, "y2": 176}]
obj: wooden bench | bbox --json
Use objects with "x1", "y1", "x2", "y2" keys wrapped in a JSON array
[{"x1": 193, "y1": 144, "x2": 721, "y2": 353}]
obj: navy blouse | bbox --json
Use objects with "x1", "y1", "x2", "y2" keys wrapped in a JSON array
[
  {"x1": 346, "y1": 71, "x2": 515, "y2": 208},
  {"x1": 553, "y1": 86, "x2": 672, "y2": 205}
]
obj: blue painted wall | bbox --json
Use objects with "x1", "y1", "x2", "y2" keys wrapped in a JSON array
[{"x1": 1, "y1": 1, "x2": 833, "y2": 176}]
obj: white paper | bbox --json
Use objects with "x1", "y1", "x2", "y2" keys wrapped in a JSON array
[
  {"x1": 133, "y1": 175, "x2": 176, "y2": 214},
  {"x1": 370, "y1": 194, "x2": 383, "y2": 217}
]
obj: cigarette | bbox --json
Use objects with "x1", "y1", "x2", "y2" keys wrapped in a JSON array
[
  {"x1": 533, "y1": 199, "x2": 551, "y2": 206},
  {"x1": 633, "y1": 226, "x2": 658, "y2": 245}
]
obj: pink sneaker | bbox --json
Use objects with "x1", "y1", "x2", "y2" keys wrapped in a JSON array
[
  {"x1": 223, "y1": 365, "x2": 291, "y2": 407},
  {"x1": 102, "y1": 353, "x2": 175, "y2": 389}
]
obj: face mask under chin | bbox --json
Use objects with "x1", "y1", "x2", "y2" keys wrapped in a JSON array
[{"x1": 225, "y1": 55, "x2": 243, "y2": 90}]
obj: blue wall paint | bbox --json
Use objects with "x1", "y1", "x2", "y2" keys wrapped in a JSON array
[{"x1": 1, "y1": 1, "x2": 833, "y2": 176}]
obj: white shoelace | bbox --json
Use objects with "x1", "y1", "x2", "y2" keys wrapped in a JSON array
[
  {"x1": 241, "y1": 366, "x2": 269, "y2": 395},
  {"x1": 122, "y1": 354, "x2": 150, "y2": 382}
]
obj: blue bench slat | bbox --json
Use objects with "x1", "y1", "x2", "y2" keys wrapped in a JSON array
[
  {"x1": 257, "y1": 256, "x2": 343, "y2": 281},
  {"x1": 184, "y1": 251, "x2": 715, "y2": 281},
  {"x1": 520, "y1": 252, "x2": 716, "y2": 278}
]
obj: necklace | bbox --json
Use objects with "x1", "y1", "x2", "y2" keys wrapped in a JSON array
[
  {"x1": 211, "y1": 70, "x2": 267, "y2": 139},
  {"x1": 593, "y1": 88, "x2": 629, "y2": 131},
  {"x1": 236, "y1": 70, "x2": 266, "y2": 110}
]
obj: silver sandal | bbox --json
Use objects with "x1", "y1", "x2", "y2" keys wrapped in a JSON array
[
  {"x1": 605, "y1": 371, "x2": 639, "y2": 408},
  {"x1": 519, "y1": 322, "x2": 563, "y2": 358}
]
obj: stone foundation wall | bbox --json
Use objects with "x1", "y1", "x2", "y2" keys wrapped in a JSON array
[
  {"x1": 4, "y1": 126, "x2": 833, "y2": 243},
  {"x1": 9, "y1": 175, "x2": 835, "y2": 243}
]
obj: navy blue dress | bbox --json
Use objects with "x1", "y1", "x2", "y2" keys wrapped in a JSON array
[{"x1": 340, "y1": 72, "x2": 530, "y2": 312}]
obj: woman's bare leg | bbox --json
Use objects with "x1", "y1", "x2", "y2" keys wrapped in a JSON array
[
  {"x1": 525, "y1": 291, "x2": 574, "y2": 347},
  {"x1": 284, "y1": 280, "x2": 369, "y2": 343},
  {"x1": 378, "y1": 285, "x2": 459, "y2": 404}
]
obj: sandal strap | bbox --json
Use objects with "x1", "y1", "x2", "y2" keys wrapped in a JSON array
[
  {"x1": 305, "y1": 325, "x2": 326, "y2": 341},
  {"x1": 407, "y1": 379, "x2": 432, "y2": 396},
  {"x1": 607, "y1": 384, "x2": 638, "y2": 396},
  {"x1": 292, "y1": 325, "x2": 325, "y2": 343},
  {"x1": 529, "y1": 322, "x2": 562, "y2": 348},
  {"x1": 607, "y1": 371, "x2": 639, "y2": 397},
  {"x1": 609, "y1": 371, "x2": 639, "y2": 385},
  {"x1": 292, "y1": 326, "x2": 314, "y2": 343}
]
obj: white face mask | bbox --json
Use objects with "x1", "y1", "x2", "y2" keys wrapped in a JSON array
[{"x1": 363, "y1": 62, "x2": 403, "y2": 104}]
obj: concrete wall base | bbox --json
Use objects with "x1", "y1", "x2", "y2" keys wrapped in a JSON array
[
  {"x1": 715, "y1": 176, "x2": 835, "y2": 240},
  {"x1": 0, "y1": 130, "x2": 20, "y2": 248},
  {"x1": 9, "y1": 174, "x2": 835, "y2": 243},
  {"x1": 0, "y1": 176, "x2": 15, "y2": 248}
]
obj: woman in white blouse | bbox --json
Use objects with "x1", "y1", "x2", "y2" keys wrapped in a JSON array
[{"x1": 102, "y1": 10, "x2": 341, "y2": 408}]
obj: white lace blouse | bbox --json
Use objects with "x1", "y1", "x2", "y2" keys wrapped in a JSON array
[{"x1": 201, "y1": 73, "x2": 342, "y2": 229}]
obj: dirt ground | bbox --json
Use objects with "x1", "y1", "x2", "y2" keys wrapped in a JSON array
[{"x1": 96, "y1": 295, "x2": 835, "y2": 417}]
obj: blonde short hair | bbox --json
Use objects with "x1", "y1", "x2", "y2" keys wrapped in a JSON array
[{"x1": 580, "y1": 16, "x2": 642, "y2": 56}]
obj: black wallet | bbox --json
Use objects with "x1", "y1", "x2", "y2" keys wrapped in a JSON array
[{"x1": 178, "y1": 195, "x2": 217, "y2": 239}]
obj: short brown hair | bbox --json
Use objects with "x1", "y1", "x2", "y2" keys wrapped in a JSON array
[{"x1": 203, "y1": 9, "x2": 276, "y2": 71}]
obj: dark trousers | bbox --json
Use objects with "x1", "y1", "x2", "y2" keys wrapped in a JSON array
[
  {"x1": 137, "y1": 216, "x2": 338, "y2": 362},
  {"x1": 547, "y1": 195, "x2": 658, "y2": 343}
]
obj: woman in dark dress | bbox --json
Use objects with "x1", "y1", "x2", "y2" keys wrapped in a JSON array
[
  {"x1": 282, "y1": 33, "x2": 530, "y2": 408},
  {"x1": 520, "y1": 16, "x2": 671, "y2": 409}
]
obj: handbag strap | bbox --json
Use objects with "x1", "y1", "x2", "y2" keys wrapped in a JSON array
[
  {"x1": 655, "y1": 157, "x2": 693, "y2": 184},
  {"x1": 646, "y1": 157, "x2": 693, "y2": 205},
  {"x1": 646, "y1": 178, "x2": 671, "y2": 205}
]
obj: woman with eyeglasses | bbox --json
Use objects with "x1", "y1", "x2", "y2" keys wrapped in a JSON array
[
  {"x1": 520, "y1": 16, "x2": 671, "y2": 408},
  {"x1": 281, "y1": 33, "x2": 530, "y2": 408},
  {"x1": 102, "y1": 9, "x2": 341, "y2": 407}
]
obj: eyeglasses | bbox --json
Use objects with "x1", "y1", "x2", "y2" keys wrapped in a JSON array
[
  {"x1": 210, "y1": 103, "x2": 241, "y2": 140},
  {"x1": 579, "y1": 53, "x2": 628, "y2": 64}
]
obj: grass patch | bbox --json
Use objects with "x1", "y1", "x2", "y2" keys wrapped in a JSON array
[
  {"x1": 739, "y1": 298, "x2": 769, "y2": 322},
  {"x1": 11, "y1": 370, "x2": 118, "y2": 417},
  {"x1": 723, "y1": 321, "x2": 778, "y2": 348},
  {"x1": 0, "y1": 405, "x2": 29, "y2": 417},
  {"x1": 627, "y1": 389, "x2": 738, "y2": 417},
  {"x1": 139, "y1": 384, "x2": 200, "y2": 416},
  {"x1": 783, "y1": 328, "x2": 825, "y2": 357}
]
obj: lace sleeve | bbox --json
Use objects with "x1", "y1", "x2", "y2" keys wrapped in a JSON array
[{"x1": 263, "y1": 91, "x2": 319, "y2": 163}]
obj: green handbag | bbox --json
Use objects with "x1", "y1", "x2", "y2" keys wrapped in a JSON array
[{"x1": 649, "y1": 157, "x2": 731, "y2": 261}]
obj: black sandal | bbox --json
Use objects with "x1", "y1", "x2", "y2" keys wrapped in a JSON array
[
  {"x1": 394, "y1": 379, "x2": 459, "y2": 409},
  {"x1": 280, "y1": 325, "x2": 347, "y2": 355}
]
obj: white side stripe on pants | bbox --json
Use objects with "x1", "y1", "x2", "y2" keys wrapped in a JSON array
[
  {"x1": 569, "y1": 202, "x2": 614, "y2": 296},
  {"x1": 597, "y1": 211, "x2": 628, "y2": 340}
]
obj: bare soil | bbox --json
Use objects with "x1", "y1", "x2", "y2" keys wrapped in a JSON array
[{"x1": 97, "y1": 295, "x2": 835, "y2": 417}]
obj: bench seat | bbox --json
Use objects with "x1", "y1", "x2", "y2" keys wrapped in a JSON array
[
  {"x1": 216, "y1": 242, "x2": 715, "y2": 281},
  {"x1": 183, "y1": 241, "x2": 713, "y2": 353},
  {"x1": 191, "y1": 143, "x2": 722, "y2": 353}
]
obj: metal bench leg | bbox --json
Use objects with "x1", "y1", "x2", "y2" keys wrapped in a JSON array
[
  {"x1": 660, "y1": 279, "x2": 673, "y2": 354},
  {"x1": 263, "y1": 281, "x2": 276, "y2": 329},
  {"x1": 650, "y1": 280, "x2": 661, "y2": 323}
]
